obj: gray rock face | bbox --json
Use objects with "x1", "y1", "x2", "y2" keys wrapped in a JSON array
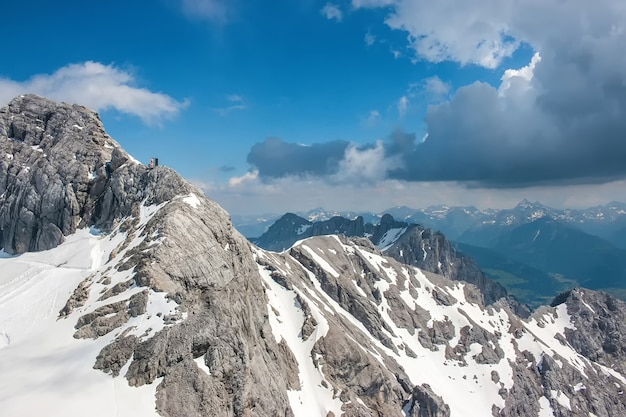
[
  {"x1": 0, "y1": 95, "x2": 145, "y2": 253},
  {"x1": 384, "y1": 225, "x2": 508, "y2": 305},
  {"x1": 555, "y1": 288, "x2": 626, "y2": 375},
  {"x1": 407, "y1": 384, "x2": 451, "y2": 417},
  {"x1": 1, "y1": 95, "x2": 298, "y2": 417},
  {"x1": 257, "y1": 234, "x2": 626, "y2": 417},
  {"x1": 253, "y1": 210, "x2": 520, "y2": 313}
]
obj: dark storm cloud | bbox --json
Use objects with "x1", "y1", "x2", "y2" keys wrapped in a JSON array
[{"x1": 246, "y1": 137, "x2": 349, "y2": 178}]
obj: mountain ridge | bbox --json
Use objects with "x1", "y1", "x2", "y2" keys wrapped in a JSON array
[{"x1": 2, "y1": 95, "x2": 626, "y2": 417}]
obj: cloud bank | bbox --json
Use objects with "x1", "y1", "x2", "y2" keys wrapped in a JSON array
[{"x1": 0, "y1": 62, "x2": 187, "y2": 124}]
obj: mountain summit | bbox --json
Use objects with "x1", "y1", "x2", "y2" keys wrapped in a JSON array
[{"x1": 1, "y1": 95, "x2": 626, "y2": 417}]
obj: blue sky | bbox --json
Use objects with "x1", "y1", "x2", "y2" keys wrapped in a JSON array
[{"x1": 2, "y1": 0, "x2": 626, "y2": 215}]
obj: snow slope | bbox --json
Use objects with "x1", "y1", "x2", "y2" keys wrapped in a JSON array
[
  {"x1": 254, "y1": 235, "x2": 626, "y2": 417},
  {"x1": 0, "y1": 202, "x2": 183, "y2": 417}
]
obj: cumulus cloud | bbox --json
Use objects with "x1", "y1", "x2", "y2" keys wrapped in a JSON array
[
  {"x1": 321, "y1": 3, "x2": 343, "y2": 22},
  {"x1": 364, "y1": 31, "x2": 376, "y2": 46},
  {"x1": 337, "y1": 141, "x2": 402, "y2": 182},
  {"x1": 0, "y1": 61, "x2": 187, "y2": 124},
  {"x1": 241, "y1": 0, "x2": 624, "y2": 188},
  {"x1": 354, "y1": 0, "x2": 519, "y2": 68}
]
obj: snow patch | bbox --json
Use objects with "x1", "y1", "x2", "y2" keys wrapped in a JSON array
[
  {"x1": 182, "y1": 193, "x2": 201, "y2": 209},
  {"x1": 297, "y1": 224, "x2": 312, "y2": 235},
  {"x1": 258, "y1": 264, "x2": 342, "y2": 417},
  {"x1": 194, "y1": 356, "x2": 211, "y2": 376},
  {"x1": 377, "y1": 227, "x2": 406, "y2": 250},
  {"x1": 300, "y1": 244, "x2": 340, "y2": 278}
]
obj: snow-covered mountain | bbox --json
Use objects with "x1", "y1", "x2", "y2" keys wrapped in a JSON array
[
  {"x1": 253, "y1": 213, "x2": 523, "y2": 311},
  {"x1": 2, "y1": 95, "x2": 626, "y2": 417}
]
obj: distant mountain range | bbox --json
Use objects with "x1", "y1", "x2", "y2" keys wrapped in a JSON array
[
  {"x1": 234, "y1": 200, "x2": 626, "y2": 247},
  {"x1": 246, "y1": 201, "x2": 626, "y2": 307}
]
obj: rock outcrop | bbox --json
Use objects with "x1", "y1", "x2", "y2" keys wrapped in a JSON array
[
  {"x1": 0, "y1": 95, "x2": 296, "y2": 416},
  {"x1": 0, "y1": 94, "x2": 147, "y2": 253}
]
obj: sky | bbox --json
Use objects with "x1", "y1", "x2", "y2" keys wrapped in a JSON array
[{"x1": 1, "y1": 0, "x2": 626, "y2": 215}]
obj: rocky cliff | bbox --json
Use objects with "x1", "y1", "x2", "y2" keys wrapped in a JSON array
[
  {"x1": 0, "y1": 94, "x2": 151, "y2": 253},
  {"x1": 0, "y1": 95, "x2": 296, "y2": 416}
]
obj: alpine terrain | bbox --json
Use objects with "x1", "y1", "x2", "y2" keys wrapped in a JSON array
[{"x1": 1, "y1": 95, "x2": 626, "y2": 417}]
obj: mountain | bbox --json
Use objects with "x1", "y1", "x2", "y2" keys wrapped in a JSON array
[
  {"x1": 2, "y1": 95, "x2": 626, "y2": 416},
  {"x1": 253, "y1": 213, "x2": 366, "y2": 251},
  {"x1": 254, "y1": 213, "x2": 517, "y2": 309},
  {"x1": 1, "y1": 95, "x2": 298, "y2": 416},
  {"x1": 231, "y1": 209, "x2": 379, "y2": 239},
  {"x1": 235, "y1": 200, "x2": 626, "y2": 242}
]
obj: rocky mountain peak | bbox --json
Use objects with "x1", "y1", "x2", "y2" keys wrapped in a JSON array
[{"x1": 0, "y1": 94, "x2": 192, "y2": 254}]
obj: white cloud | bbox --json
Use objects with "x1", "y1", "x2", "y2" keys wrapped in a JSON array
[
  {"x1": 336, "y1": 141, "x2": 398, "y2": 182},
  {"x1": 365, "y1": 109, "x2": 380, "y2": 126},
  {"x1": 354, "y1": 0, "x2": 518, "y2": 68},
  {"x1": 0, "y1": 61, "x2": 187, "y2": 125},
  {"x1": 180, "y1": 0, "x2": 229, "y2": 22},
  {"x1": 391, "y1": 49, "x2": 402, "y2": 59},
  {"x1": 228, "y1": 170, "x2": 259, "y2": 187},
  {"x1": 499, "y1": 52, "x2": 541, "y2": 97},
  {"x1": 364, "y1": 31, "x2": 376, "y2": 46},
  {"x1": 423, "y1": 76, "x2": 451, "y2": 98},
  {"x1": 397, "y1": 95, "x2": 408, "y2": 117},
  {"x1": 321, "y1": 3, "x2": 343, "y2": 22}
]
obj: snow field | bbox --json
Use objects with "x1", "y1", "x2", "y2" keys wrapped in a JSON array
[
  {"x1": 0, "y1": 200, "x2": 183, "y2": 417},
  {"x1": 0, "y1": 229, "x2": 162, "y2": 417}
]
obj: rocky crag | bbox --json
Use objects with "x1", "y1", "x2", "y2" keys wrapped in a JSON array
[
  {"x1": 253, "y1": 212, "x2": 512, "y2": 309},
  {"x1": 1, "y1": 95, "x2": 625, "y2": 417}
]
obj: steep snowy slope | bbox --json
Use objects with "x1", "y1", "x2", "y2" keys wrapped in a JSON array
[
  {"x1": 255, "y1": 235, "x2": 626, "y2": 417},
  {"x1": 0, "y1": 225, "x2": 173, "y2": 416}
]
